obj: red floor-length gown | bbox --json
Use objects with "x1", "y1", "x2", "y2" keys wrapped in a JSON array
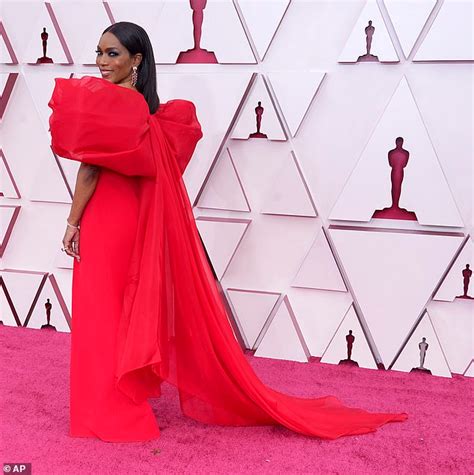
[{"x1": 48, "y1": 75, "x2": 408, "y2": 442}]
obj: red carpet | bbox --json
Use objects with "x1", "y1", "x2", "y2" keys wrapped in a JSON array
[{"x1": 0, "y1": 325, "x2": 471, "y2": 474}]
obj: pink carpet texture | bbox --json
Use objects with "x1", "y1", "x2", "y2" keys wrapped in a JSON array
[{"x1": 0, "y1": 325, "x2": 472, "y2": 475}]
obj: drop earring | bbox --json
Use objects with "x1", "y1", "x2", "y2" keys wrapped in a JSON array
[{"x1": 131, "y1": 66, "x2": 138, "y2": 87}]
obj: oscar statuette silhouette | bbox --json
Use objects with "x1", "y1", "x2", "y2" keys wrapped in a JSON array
[
  {"x1": 41, "y1": 298, "x2": 57, "y2": 330},
  {"x1": 339, "y1": 330, "x2": 359, "y2": 367},
  {"x1": 456, "y1": 264, "x2": 473, "y2": 299},
  {"x1": 248, "y1": 101, "x2": 268, "y2": 139},
  {"x1": 410, "y1": 337, "x2": 432, "y2": 374},
  {"x1": 177, "y1": 0, "x2": 218, "y2": 63},
  {"x1": 373, "y1": 137, "x2": 417, "y2": 221},
  {"x1": 357, "y1": 20, "x2": 379, "y2": 62},
  {"x1": 36, "y1": 27, "x2": 54, "y2": 64}
]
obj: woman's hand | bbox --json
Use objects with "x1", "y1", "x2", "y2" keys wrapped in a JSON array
[
  {"x1": 62, "y1": 223, "x2": 80, "y2": 261},
  {"x1": 63, "y1": 163, "x2": 100, "y2": 263}
]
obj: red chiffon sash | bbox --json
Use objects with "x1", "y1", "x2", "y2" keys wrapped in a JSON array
[{"x1": 48, "y1": 76, "x2": 408, "y2": 439}]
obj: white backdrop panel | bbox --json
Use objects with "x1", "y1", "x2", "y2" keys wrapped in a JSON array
[
  {"x1": 414, "y1": 0, "x2": 474, "y2": 61},
  {"x1": 320, "y1": 305, "x2": 378, "y2": 369},
  {"x1": 384, "y1": 0, "x2": 437, "y2": 58},
  {"x1": 3, "y1": 2, "x2": 69, "y2": 64},
  {"x1": 227, "y1": 141, "x2": 293, "y2": 212},
  {"x1": 338, "y1": 0, "x2": 399, "y2": 63},
  {"x1": 465, "y1": 361, "x2": 474, "y2": 377},
  {"x1": 392, "y1": 312, "x2": 451, "y2": 378},
  {"x1": 254, "y1": 297, "x2": 308, "y2": 362},
  {"x1": 26, "y1": 276, "x2": 70, "y2": 332},
  {"x1": 435, "y1": 238, "x2": 473, "y2": 301},
  {"x1": 329, "y1": 77, "x2": 463, "y2": 227},
  {"x1": 1, "y1": 270, "x2": 46, "y2": 326},
  {"x1": 0, "y1": 151, "x2": 20, "y2": 198},
  {"x1": 237, "y1": 0, "x2": 290, "y2": 60},
  {"x1": 195, "y1": 217, "x2": 250, "y2": 280},
  {"x1": 329, "y1": 228, "x2": 463, "y2": 366},
  {"x1": 260, "y1": 151, "x2": 317, "y2": 217},
  {"x1": 267, "y1": 70, "x2": 325, "y2": 137},
  {"x1": 291, "y1": 228, "x2": 347, "y2": 292},
  {"x1": 405, "y1": 66, "x2": 473, "y2": 229},
  {"x1": 197, "y1": 148, "x2": 251, "y2": 212},
  {"x1": 231, "y1": 74, "x2": 286, "y2": 140},
  {"x1": 287, "y1": 287, "x2": 353, "y2": 357},
  {"x1": 226, "y1": 288, "x2": 280, "y2": 348},
  {"x1": 222, "y1": 214, "x2": 319, "y2": 292},
  {"x1": 429, "y1": 299, "x2": 473, "y2": 374},
  {"x1": 53, "y1": 1, "x2": 112, "y2": 65}
]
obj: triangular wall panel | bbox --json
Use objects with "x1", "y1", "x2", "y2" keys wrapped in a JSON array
[
  {"x1": 254, "y1": 297, "x2": 308, "y2": 362},
  {"x1": 321, "y1": 305, "x2": 378, "y2": 369},
  {"x1": 339, "y1": 0, "x2": 399, "y2": 63},
  {"x1": 237, "y1": 0, "x2": 290, "y2": 60},
  {"x1": 197, "y1": 148, "x2": 250, "y2": 212},
  {"x1": 200, "y1": 0, "x2": 257, "y2": 63},
  {"x1": 329, "y1": 77, "x2": 464, "y2": 227},
  {"x1": 23, "y1": 3, "x2": 72, "y2": 64},
  {"x1": 268, "y1": 71, "x2": 325, "y2": 137},
  {"x1": 196, "y1": 217, "x2": 251, "y2": 280},
  {"x1": 392, "y1": 312, "x2": 452, "y2": 378},
  {"x1": 429, "y1": 299, "x2": 473, "y2": 375},
  {"x1": 414, "y1": 0, "x2": 474, "y2": 61},
  {"x1": 0, "y1": 21, "x2": 18, "y2": 64},
  {"x1": 0, "y1": 150, "x2": 21, "y2": 198},
  {"x1": 111, "y1": 0, "x2": 189, "y2": 64},
  {"x1": 0, "y1": 276, "x2": 21, "y2": 326},
  {"x1": 0, "y1": 72, "x2": 18, "y2": 120},
  {"x1": 292, "y1": 227, "x2": 346, "y2": 292},
  {"x1": 220, "y1": 212, "x2": 319, "y2": 292},
  {"x1": 227, "y1": 288, "x2": 280, "y2": 348},
  {"x1": 0, "y1": 206, "x2": 21, "y2": 258},
  {"x1": 50, "y1": 270, "x2": 73, "y2": 320},
  {"x1": 260, "y1": 152, "x2": 317, "y2": 217},
  {"x1": 464, "y1": 360, "x2": 474, "y2": 378},
  {"x1": 329, "y1": 227, "x2": 463, "y2": 366},
  {"x1": 384, "y1": 0, "x2": 437, "y2": 58},
  {"x1": 112, "y1": 0, "x2": 255, "y2": 64},
  {"x1": 288, "y1": 287, "x2": 353, "y2": 357},
  {"x1": 28, "y1": 149, "x2": 72, "y2": 204},
  {"x1": 434, "y1": 238, "x2": 473, "y2": 302},
  {"x1": 53, "y1": 1, "x2": 113, "y2": 65},
  {"x1": 24, "y1": 274, "x2": 71, "y2": 332},
  {"x1": 24, "y1": 71, "x2": 71, "y2": 133},
  {"x1": 0, "y1": 270, "x2": 46, "y2": 326},
  {"x1": 231, "y1": 75, "x2": 286, "y2": 141}
]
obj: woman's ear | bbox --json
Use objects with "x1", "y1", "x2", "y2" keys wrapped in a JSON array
[{"x1": 133, "y1": 53, "x2": 143, "y2": 67}]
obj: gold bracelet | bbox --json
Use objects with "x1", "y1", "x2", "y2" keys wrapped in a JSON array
[{"x1": 67, "y1": 220, "x2": 80, "y2": 230}]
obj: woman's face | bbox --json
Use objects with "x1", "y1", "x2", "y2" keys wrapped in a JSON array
[{"x1": 95, "y1": 32, "x2": 142, "y2": 88}]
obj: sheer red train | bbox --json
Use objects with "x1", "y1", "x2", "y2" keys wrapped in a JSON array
[{"x1": 48, "y1": 76, "x2": 408, "y2": 442}]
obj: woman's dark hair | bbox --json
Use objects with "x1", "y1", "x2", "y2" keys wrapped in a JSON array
[{"x1": 102, "y1": 21, "x2": 160, "y2": 114}]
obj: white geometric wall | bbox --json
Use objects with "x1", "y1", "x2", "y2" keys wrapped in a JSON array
[{"x1": 1, "y1": 0, "x2": 472, "y2": 380}]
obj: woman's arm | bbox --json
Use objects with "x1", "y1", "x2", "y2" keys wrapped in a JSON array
[{"x1": 62, "y1": 163, "x2": 101, "y2": 261}]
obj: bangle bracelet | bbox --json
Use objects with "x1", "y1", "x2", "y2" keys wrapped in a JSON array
[{"x1": 67, "y1": 220, "x2": 80, "y2": 229}]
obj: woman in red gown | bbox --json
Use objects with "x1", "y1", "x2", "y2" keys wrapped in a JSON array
[{"x1": 48, "y1": 21, "x2": 407, "y2": 443}]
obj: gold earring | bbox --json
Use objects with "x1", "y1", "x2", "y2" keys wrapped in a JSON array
[{"x1": 131, "y1": 66, "x2": 138, "y2": 87}]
